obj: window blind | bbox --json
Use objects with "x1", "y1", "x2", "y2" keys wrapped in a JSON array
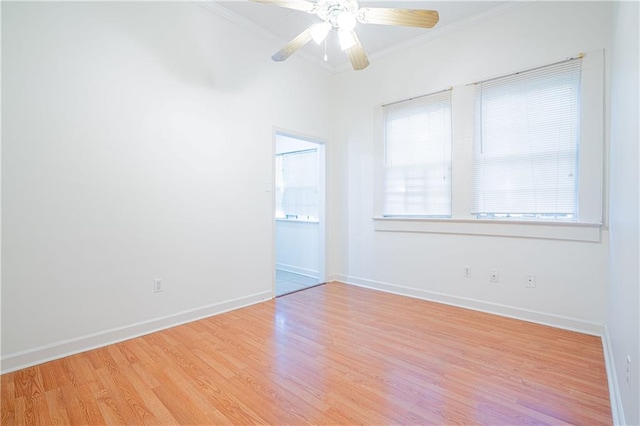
[
  {"x1": 472, "y1": 59, "x2": 582, "y2": 218},
  {"x1": 275, "y1": 149, "x2": 319, "y2": 220},
  {"x1": 383, "y1": 90, "x2": 452, "y2": 217}
]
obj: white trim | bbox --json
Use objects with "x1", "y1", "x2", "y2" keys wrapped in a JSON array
[
  {"x1": 373, "y1": 217, "x2": 602, "y2": 243},
  {"x1": 276, "y1": 218, "x2": 319, "y2": 224},
  {"x1": 0, "y1": 290, "x2": 272, "y2": 374},
  {"x1": 335, "y1": 275, "x2": 604, "y2": 336},
  {"x1": 276, "y1": 263, "x2": 319, "y2": 279},
  {"x1": 602, "y1": 324, "x2": 627, "y2": 425}
]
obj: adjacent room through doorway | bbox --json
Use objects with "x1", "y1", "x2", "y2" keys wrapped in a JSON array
[{"x1": 274, "y1": 132, "x2": 326, "y2": 296}]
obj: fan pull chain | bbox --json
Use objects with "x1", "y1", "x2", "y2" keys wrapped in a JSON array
[{"x1": 323, "y1": 37, "x2": 328, "y2": 61}]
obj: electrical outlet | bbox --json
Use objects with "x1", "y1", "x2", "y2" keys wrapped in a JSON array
[
  {"x1": 490, "y1": 269, "x2": 499, "y2": 283},
  {"x1": 464, "y1": 266, "x2": 472, "y2": 277},
  {"x1": 525, "y1": 274, "x2": 536, "y2": 288},
  {"x1": 153, "y1": 279, "x2": 163, "y2": 293}
]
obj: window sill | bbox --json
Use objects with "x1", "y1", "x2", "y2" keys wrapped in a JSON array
[
  {"x1": 372, "y1": 217, "x2": 602, "y2": 242},
  {"x1": 276, "y1": 218, "x2": 319, "y2": 224}
]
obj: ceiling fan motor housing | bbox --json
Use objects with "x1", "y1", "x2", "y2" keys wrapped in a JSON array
[{"x1": 314, "y1": 0, "x2": 359, "y2": 28}]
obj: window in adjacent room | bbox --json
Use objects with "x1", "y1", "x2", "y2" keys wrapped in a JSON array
[
  {"x1": 275, "y1": 148, "x2": 319, "y2": 221},
  {"x1": 383, "y1": 89, "x2": 452, "y2": 217},
  {"x1": 472, "y1": 58, "x2": 582, "y2": 220}
]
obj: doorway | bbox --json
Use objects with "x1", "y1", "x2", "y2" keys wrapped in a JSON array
[{"x1": 274, "y1": 132, "x2": 326, "y2": 296}]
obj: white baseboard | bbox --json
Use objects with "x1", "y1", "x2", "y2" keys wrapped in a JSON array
[
  {"x1": 602, "y1": 325, "x2": 626, "y2": 425},
  {"x1": 337, "y1": 275, "x2": 605, "y2": 336},
  {"x1": 0, "y1": 290, "x2": 272, "y2": 374},
  {"x1": 276, "y1": 263, "x2": 319, "y2": 279}
]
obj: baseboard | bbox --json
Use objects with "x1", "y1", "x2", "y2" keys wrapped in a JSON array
[
  {"x1": 276, "y1": 263, "x2": 319, "y2": 279},
  {"x1": 602, "y1": 324, "x2": 627, "y2": 425},
  {"x1": 337, "y1": 275, "x2": 604, "y2": 336},
  {"x1": 0, "y1": 290, "x2": 272, "y2": 374}
]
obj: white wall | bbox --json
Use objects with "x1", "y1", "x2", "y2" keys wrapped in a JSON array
[
  {"x1": 276, "y1": 221, "x2": 319, "y2": 277},
  {"x1": 608, "y1": 1, "x2": 640, "y2": 424},
  {"x1": 1, "y1": 2, "x2": 331, "y2": 371},
  {"x1": 331, "y1": 1, "x2": 612, "y2": 332}
]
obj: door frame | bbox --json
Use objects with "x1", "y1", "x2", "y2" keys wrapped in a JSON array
[{"x1": 271, "y1": 128, "x2": 327, "y2": 296}]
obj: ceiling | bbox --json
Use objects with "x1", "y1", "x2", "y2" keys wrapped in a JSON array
[{"x1": 212, "y1": 0, "x2": 507, "y2": 72}]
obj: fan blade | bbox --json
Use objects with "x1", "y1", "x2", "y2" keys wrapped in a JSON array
[
  {"x1": 272, "y1": 28, "x2": 313, "y2": 62},
  {"x1": 357, "y1": 8, "x2": 439, "y2": 28},
  {"x1": 345, "y1": 31, "x2": 369, "y2": 71},
  {"x1": 250, "y1": 0, "x2": 314, "y2": 12}
]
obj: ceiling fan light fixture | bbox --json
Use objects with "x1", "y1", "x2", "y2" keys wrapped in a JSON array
[
  {"x1": 309, "y1": 21, "x2": 332, "y2": 44},
  {"x1": 338, "y1": 28, "x2": 356, "y2": 51},
  {"x1": 336, "y1": 11, "x2": 356, "y2": 31}
]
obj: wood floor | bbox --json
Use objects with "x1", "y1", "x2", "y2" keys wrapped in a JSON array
[{"x1": 1, "y1": 282, "x2": 611, "y2": 425}]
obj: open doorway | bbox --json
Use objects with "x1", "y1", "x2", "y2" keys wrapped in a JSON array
[{"x1": 274, "y1": 132, "x2": 326, "y2": 297}]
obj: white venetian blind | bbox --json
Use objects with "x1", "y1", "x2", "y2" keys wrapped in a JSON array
[
  {"x1": 383, "y1": 90, "x2": 452, "y2": 217},
  {"x1": 275, "y1": 149, "x2": 319, "y2": 220},
  {"x1": 472, "y1": 58, "x2": 582, "y2": 219}
]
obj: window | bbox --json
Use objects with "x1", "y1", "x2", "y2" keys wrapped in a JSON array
[
  {"x1": 375, "y1": 51, "x2": 602, "y2": 240},
  {"x1": 472, "y1": 58, "x2": 582, "y2": 220},
  {"x1": 275, "y1": 148, "x2": 319, "y2": 221},
  {"x1": 383, "y1": 89, "x2": 452, "y2": 217}
]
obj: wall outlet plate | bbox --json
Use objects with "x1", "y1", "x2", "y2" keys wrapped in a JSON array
[
  {"x1": 526, "y1": 274, "x2": 536, "y2": 288},
  {"x1": 153, "y1": 279, "x2": 163, "y2": 293},
  {"x1": 490, "y1": 269, "x2": 499, "y2": 283}
]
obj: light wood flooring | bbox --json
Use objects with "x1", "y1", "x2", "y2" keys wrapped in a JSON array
[{"x1": 1, "y1": 282, "x2": 612, "y2": 425}]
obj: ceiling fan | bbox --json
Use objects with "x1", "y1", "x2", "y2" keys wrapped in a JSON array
[{"x1": 252, "y1": 0, "x2": 440, "y2": 70}]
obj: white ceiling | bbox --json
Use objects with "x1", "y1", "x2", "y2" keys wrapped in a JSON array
[{"x1": 211, "y1": 0, "x2": 507, "y2": 72}]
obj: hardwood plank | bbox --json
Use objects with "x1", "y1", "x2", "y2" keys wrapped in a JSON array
[
  {"x1": 151, "y1": 367, "x2": 230, "y2": 425},
  {"x1": 57, "y1": 355, "x2": 97, "y2": 388},
  {"x1": 12, "y1": 368, "x2": 45, "y2": 399},
  {"x1": 118, "y1": 339, "x2": 155, "y2": 367},
  {"x1": 0, "y1": 378, "x2": 16, "y2": 425},
  {"x1": 44, "y1": 389, "x2": 71, "y2": 425},
  {"x1": 158, "y1": 343, "x2": 266, "y2": 424},
  {"x1": 13, "y1": 397, "x2": 28, "y2": 426},
  {"x1": 1, "y1": 282, "x2": 611, "y2": 425},
  {"x1": 21, "y1": 394, "x2": 52, "y2": 426},
  {"x1": 58, "y1": 384, "x2": 104, "y2": 425},
  {"x1": 226, "y1": 369, "x2": 324, "y2": 425},
  {"x1": 88, "y1": 375, "x2": 135, "y2": 425},
  {"x1": 110, "y1": 365, "x2": 178, "y2": 425}
]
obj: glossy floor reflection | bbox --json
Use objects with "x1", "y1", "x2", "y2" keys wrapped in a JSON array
[{"x1": 275, "y1": 269, "x2": 320, "y2": 296}]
